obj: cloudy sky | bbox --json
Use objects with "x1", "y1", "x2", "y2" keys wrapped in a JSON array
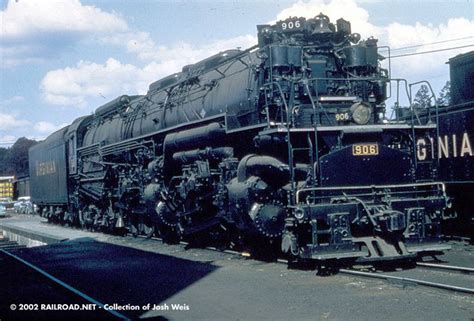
[{"x1": 1, "y1": 0, "x2": 473, "y2": 146}]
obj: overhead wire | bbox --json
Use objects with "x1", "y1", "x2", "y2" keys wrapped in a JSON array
[
  {"x1": 389, "y1": 44, "x2": 474, "y2": 58},
  {"x1": 380, "y1": 36, "x2": 474, "y2": 52},
  {"x1": 378, "y1": 36, "x2": 474, "y2": 60}
]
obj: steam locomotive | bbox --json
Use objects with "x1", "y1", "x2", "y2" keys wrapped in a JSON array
[{"x1": 29, "y1": 13, "x2": 450, "y2": 263}]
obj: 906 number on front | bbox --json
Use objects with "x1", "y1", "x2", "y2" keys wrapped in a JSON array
[{"x1": 352, "y1": 144, "x2": 379, "y2": 156}]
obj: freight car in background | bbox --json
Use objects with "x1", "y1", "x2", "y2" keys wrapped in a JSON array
[
  {"x1": 13, "y1": 176, "x2": 30, "y2": 199},
  {"x1": 30, "y1": 13, "x2": 452, "y2": 265},
  {"x1": 427, "y1": 51, "x2": 474, "y2": 239}
]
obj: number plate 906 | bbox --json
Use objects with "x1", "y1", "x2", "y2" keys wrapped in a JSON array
[{"x1": 352, "y1": 144, "x2": 378, "y2": 156}]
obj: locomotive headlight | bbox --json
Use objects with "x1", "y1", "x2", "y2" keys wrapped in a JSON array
[{"x1": 350, "y1": 102, "x2": 372, "y2": 125}]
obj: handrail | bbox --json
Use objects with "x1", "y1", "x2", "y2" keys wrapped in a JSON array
[
  {"x1": 263, "y1": 76, "x2": 418, "y2": 126},
  {"x1": 303, "y1": 80, "x2": 319, "y2": 183},
  {"x1": 378, "y1": 46, "x2": 392, "y2": 99},
  {"x1": 261, "y1": 76, "x2": 440, "y2": 201},
  {"x1": 261, "y1": 81, "x2": 295, "y2": 204}
]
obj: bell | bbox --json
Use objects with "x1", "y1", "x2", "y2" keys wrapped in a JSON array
[{"x1": 312, "y1": 13, "x2": 333, "y2": 35}]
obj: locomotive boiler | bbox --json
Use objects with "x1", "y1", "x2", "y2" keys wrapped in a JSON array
[{"x1": 29, "y1": 13, "x2": 450, "y2": 263}]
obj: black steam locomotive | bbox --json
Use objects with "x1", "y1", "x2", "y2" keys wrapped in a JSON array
[{"x1": 30, "y1": 14, "x2": 450, "y2": 263}]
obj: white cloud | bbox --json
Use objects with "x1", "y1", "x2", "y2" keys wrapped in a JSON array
[
  {"x1": 33, "y1": 121, "x2": 68, "y2": 134},
  {"x1": 0, "y1": 0, "x2": 127, "y2": 38},
  {"x1": 40, "y1": 35, "x2": 257, "y2": 108},
  {"x1": 0, "y1": 96, "x2": 25, "y2": 106},
  {"x1": 41, "y1": 58, "x2": 148, "y2": 107},
  {"x1": 274, "y1": 0, "x2": 473, "y2": 95},
  {"x1": 4, "y1": 0, "x2": 257, "y2": 107},
  {"x1": 0, "y1": 0, "x2": 128, "y2": 66},
  {"x1": 0, "y1": 135, "x2": 16, "y2": 145},
  {"x1": 385, "y1": 18, "x2": 474, "y2": 77},
  {"x1": 102, "y1": 28, "x2": 256, "y2": 63},
  {"x1": 130, "y1": 35, "x2": 256, "y2": 76},
  {"x1": 274, "y1": 0, "x2": 380, "y2": 38},
  {"x1": 38, "y1": 0, "x2": 473, "y2": 109},
  {"x1": 0, "y1": 113, "x2": 30, "y2": 130}
]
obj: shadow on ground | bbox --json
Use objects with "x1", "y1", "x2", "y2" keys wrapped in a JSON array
[{"x1": 3, "y1": 238, "x2": 218, "y2": 320}]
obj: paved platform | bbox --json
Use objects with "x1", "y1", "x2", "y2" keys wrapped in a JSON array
[
  {"x1": 1, "y1": 214, "x2": 473, "y2": 321},
  {"x1": 0, "y1": 214, "x2": 102, "y2": 244}
]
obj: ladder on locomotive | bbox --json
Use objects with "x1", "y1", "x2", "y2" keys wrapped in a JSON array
[{"x1": 262, "y1": 80, "x2": 320, "y2": 206}]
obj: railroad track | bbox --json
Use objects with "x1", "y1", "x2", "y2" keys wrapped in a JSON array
[
  {"x1": 8, "y1": 221, "x2": 474, "y2": 296},
  {"x1": 131, "y1": 233, "x2": 474, "y2": 295}
]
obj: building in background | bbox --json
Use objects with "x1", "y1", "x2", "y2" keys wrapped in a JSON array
[{"x1": 0, "y1": 176, "x2": 14, "y2": 200}]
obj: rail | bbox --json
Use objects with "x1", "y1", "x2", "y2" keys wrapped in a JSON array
[
  {"x1": 339, "y1": 268, "x2": 474, "y2": 295},
  {"x1": 416, "y1": 262, "x2": 474, "y2": 274}
]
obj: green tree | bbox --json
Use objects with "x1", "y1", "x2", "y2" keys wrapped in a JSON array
[
  {"x1": 413, "y1": 84, "x2": 432, "y2": 109},
  {"x1": 0, "y1": 147, "x2": 9, "y2": 175},
  {"x1": 436, "y1": 81, "x2": 451, "y2": 106},
  {"x1": 4, "y1": 138, "x2": 38, "y2": 178}
]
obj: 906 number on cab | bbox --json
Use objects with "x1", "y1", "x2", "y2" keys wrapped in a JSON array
[{"x1": 278, "y1": 18, "x2": 305, "y2": 32}]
